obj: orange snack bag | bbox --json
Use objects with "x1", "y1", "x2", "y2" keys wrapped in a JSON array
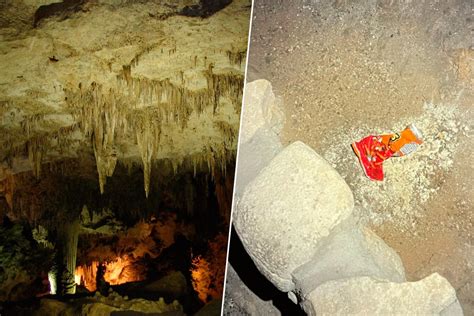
[
  {"x1": 388, "y1": 123, "x2": 423, "y2": 157},
  {"x1": 351, "y1": 124, "x2": 423, "y2": 181}
]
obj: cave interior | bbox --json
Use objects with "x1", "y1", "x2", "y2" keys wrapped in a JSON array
[{"x1": 0, "y1": 0, "x2": 249, "y2": 314}]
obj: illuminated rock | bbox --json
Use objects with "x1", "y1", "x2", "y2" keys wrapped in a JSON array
[
  {"x1": 143, "y1": 271, "x2": 187, "y2": 298},
  {"x1": 292, "y1": 225, "x2": 406, "y2": 297},
  {"x1": 239, "y1": 79, "x2": 284, "y2": 144},
  {"x1": 234, "y1": 80, "x2": 284, "y2": 198},
  {"x1": 0, "y1": 0, "x2": 250, "y2": 196},
  {"x1": 234, "y1": 141, "x2": 354, "y2": 292},
  {"x1": 303, "y1": 273, "x2": 463, "y2": 316}
]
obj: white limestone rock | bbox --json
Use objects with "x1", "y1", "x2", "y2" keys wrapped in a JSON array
[
  {"x1": 239, "y1": 79, "x2": 284, "y2": 144},
  {"x1": 234, "y1": 127, "x2": 283, "y2": 198},
  {"x1": 292, "y1": 224, "x2": 406, "y2": 297},
  {"x1": 234, "y1": 141, "x2": 354, "y2": 292},
  {"x1": 224, "y1": 264, "x2": 281, "y2": 316},
  {"x1": 303, "y1": 273, "x2": 463, "y2": 316}
]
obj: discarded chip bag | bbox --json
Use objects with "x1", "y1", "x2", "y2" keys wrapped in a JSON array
[{"x1": 351, "y1": 124, "x2": 423, "y2": 181}]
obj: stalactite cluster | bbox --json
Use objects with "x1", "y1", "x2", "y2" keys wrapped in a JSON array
[
  {"x1": 0, "y1": 97, "x2": 81, "y2": 176},
  {"x1": 27, "y1": 136, "x2": 44, "y2": 179},
  {"x1": 133, "y1": 110, "x2": 161, "y2": 197},
  {"x1": 214, "y1": 121, "x2": 237, "y2": 149},
  {"x1": 226, "y1": 49, "x2": 246, "y2": 66},
  {"x1": 3, "y1": 41, "x2": 244, "y2": 199},
  {"x1": 65, "y1": 82, "x2": 126, "y2": 193},
  {"x1": 205, "y1": 70, "x2": 244, "y2": 114},
  {"x1": 61, "y1": 57, "x2": 243, "y2": 196}
]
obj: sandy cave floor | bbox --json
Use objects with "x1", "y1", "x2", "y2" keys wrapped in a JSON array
[{"x1": 245, "y1": 0, "x2": 473, "y2": 313}]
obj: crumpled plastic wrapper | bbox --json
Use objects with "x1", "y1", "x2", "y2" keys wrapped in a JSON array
[{"x1": 352, "y1": 124, "x2": 423, "y2": 181}]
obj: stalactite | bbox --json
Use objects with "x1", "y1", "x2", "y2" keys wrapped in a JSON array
[
  {"x1": 93, "y1": 143, "x2": 118, "y2": 194},
  {"x1": 205, "y1": 67, "x2": 244, "y2": 114},
  {"x1": 225, "y1": 49, "x2": 246, "y2": 66},
  {"x1": 133, "y1": 111, "x2": 161, "y2": 197},
  {"x1": 214, "y1": 121, "x2": 237, "y2": 148},
  {"x1": 27, "y1": 137, "x2": 44, "y2": 179},
  {"x1": 66, "y1": 82, "x2": 124, "y2": 193},
  {"x1": 61, "y1": 50, "x2": 245, "y2": 195},
  {"x1": 136, "y1": 128, "x2": 153, "y2": 198},
  {"x1": 171, "y1": 158, "x2": 179, "y2": 175}
]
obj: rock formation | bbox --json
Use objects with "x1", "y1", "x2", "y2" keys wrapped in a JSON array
[
  {"x1": 227, "y1": 80, "x2": 463, "y2": 315},
  {"x1": 0, "y1": 0, "x2": 249, "y2": 196},
  {"x1": 0, "y1": 1, "x2": 249, "y2": 312}
]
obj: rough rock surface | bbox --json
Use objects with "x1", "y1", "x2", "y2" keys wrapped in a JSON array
[
  {"x1": 233, "y1": 141, "x2": 354, "y2": 292},
  {"x1": 34, "y1": 290, "x2": 184, "y2": 316},
  {"x1": 303, "y1": 273, "x2": 463, "y2": 316},
  {"x1": 34, "y1": 298, "x2": 69, "y2": 316},
  {"x1": 223, "y1": 263, "x2": 281, "y2": 316},
  {"x1": 195, "y1": 299, "x2": 223, "y2": 316},
  {"x1": 292, "y1": 223, "x2": 406, "y2": 297},
  {"x1": 143, "y1": 271, "x2": 187, "y2": 298},
  {"x1": 0, "y1": 0, "x2": 250, "y2": 195},
  {"x1": 234, "y1": 80, "x2": 284, "y2": 198},
  {"x1": 247, "y1": 1, "x2": 473, "y2": 313},
  {"x1": 239, "y1": 79, "x2": 284, "y2": 144},
  {"x1": 235, "y1": 127, "x2": 282, "y2": 198}
]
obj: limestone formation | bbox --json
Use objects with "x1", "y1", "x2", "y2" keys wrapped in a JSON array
[
  {"x1": 239, "y1": 79, "x2": 284, "y2": 144},
  {"x1": 0, "y1": 0, "x2": 249, "y2": 196},
  {"x1": 302, "y1": 273, "x2": 463, "y2": 316},
  {"x1": 292, "y1": 224, "x2": 406, "y2": 297},
  {"x1": 234, "y1": 80, "x2": 284, "y2": 198},
  {"x1": 233, "y1": 141, "x2": 354, "y2": 292},
  {"x1": 235, "y1": 122, "x2": 283, "y2": 198},
  {"x1": 229, "y1": 80, "x2": 462, "y2": 315},
  {"x1": 224, "y1": 263, "x2": 282, "y2": 316},
  {"x1": 34, "y1": 291, "x2": 184, "y2": 316}
]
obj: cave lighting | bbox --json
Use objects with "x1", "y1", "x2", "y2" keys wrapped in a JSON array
[
  {"x1": 75, "y1": 255, "x2": 145, "y2": 292},
  {"x1": 74, "y1": 274, "x2": 81, "y2": 285},
  {"x1": 48, "y1": 271, "x2": 57, "y2": 295}
]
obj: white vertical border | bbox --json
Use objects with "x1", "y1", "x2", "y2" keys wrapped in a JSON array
[{"x1": 220, "y1": 0, "x2": 255, "y2": 314}]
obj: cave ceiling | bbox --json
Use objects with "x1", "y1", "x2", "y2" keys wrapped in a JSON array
[{"x1": 0, "y1": 0, "x2": 249, "y2": 196}]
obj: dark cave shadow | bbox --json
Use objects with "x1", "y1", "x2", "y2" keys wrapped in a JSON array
[
  {"x1": 180, "y1": 0, "x2": 232, "y2": 18},
  {"x1": 33, "y1": 0, "x2": 86, "y2": 28},
  {"x1": 229, "y1": 226, "x2": 305, "y2": 315}
]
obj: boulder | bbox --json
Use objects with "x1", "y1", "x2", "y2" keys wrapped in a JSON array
[
  {"x1": 34, "y1": 299, "x2": 69, "y2": 316},
  {"x1": 223, "y1": 263, "x2": 281, "y2": 316},
  {"x1": 234, "y1": 80, "x2": 285, "y2": 198},
  {"x1": 235, "y1": 127, "x2": 283, "y2": 198},
  {"x1": 195, "y1": 299, "x2": 222, "y2": 316},
  {"x1": 292, "y1": 224, "x2": 406, "y2": 296},
  {"x1": 302, "y1": 273, "x2": 463, "y2": 316},
  {"x1": 234, "y1": 141, "x2": 354, "y2": 292},
  {"x1": 143, "y1": 271, "x2": 187, "y2": 298},
  {"x1": 239, "y1": 80, "x2": 284, "y2": 144}
]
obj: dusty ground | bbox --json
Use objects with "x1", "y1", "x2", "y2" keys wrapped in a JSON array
[{"x1": 246, "y1": 0, "x2": 473, "y2": 313}]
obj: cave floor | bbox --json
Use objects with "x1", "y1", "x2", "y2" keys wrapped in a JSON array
[{"x1": 246, "y1": 0, "x2": 473, "y2": 313}]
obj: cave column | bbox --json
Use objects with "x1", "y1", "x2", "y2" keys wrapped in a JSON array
[{"x1": 54, "y1": 217, "x2": 80, "y2": 295}]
